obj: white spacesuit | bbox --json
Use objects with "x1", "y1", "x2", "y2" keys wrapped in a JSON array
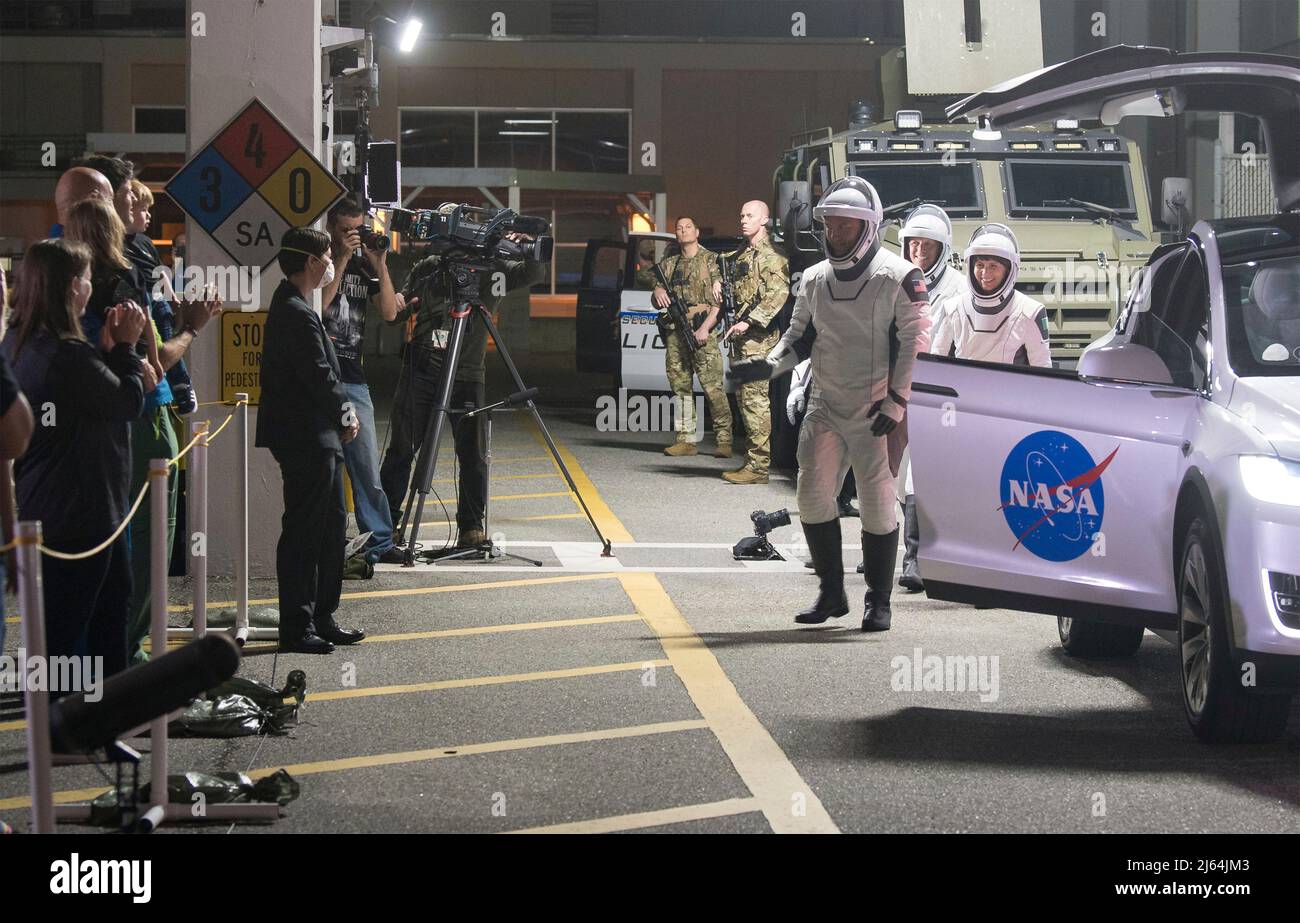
[
  {"x1": 732, "y1": 177, "x2": 931, "y2": 631},
  {"x1": 932, "y1": 223, "x2": 1053, "y2": 368},
  {"x1": 902, "y1": 204, "x2": 967, "y2": 352},
  {"x1": 896, "y1": 205, "x2": 969, "y2": 592}
]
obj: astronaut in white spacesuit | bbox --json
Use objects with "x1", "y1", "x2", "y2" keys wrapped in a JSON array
[
  {"x1": 932, "y1": 223, "x2": 1053, "y2": 368},
  {"x1": 894, "y1": 204, "x2": 969, "y2": 591},
  {"x1": 730, "y1": 177, "x2": 931, "y2": 631}
]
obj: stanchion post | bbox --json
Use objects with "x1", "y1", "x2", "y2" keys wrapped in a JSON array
[
  {"x1": 18, "y1": 520, "x2": 53, "y2": 834},
  {"x1": 148, "y1": 457, "x2": 169, "y2": 816},
  {"x1": 191, "y1": 420, "x2": 209, "y2": 637},
  {"x1": 235, "y1": 395, "x2": 249, "y2": 645}
]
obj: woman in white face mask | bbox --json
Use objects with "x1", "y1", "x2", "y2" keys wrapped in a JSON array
[{"x1": 257, "y1": 227, "x2": 366, "y2": 655}]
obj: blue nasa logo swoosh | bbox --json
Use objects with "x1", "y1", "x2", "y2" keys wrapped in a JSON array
[{"x1": 998, "y1": 430, "x2": 1118, "y2": 562}]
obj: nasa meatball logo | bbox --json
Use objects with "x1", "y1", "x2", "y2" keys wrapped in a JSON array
[{"x1": 998, "y1": 430, "x2": 1118, "y2": 562}]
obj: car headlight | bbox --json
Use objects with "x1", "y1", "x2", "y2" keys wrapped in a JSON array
[{"x1": 1239, "y1": 455, "x2": 1300, "y2": 507}]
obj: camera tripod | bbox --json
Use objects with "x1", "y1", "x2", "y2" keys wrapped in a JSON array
[{"x1": 395, "y1": 260, "x2": 615, "y2": 567}]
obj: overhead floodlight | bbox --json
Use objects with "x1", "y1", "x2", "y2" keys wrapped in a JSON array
[
  {"x1": 398, "y1": 17, "x2": 422, "y2": 52},
  {"x1": 1054, "y1": 117, "x2": 1080, "y2": 132}
]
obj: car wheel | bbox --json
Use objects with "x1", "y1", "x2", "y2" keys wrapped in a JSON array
[
  {"x1": 1056, "y1": 616, "x2": 1145, "y2": 658},
  {"x1": 1178, "y1": 516, "x2": 1292, "y2": 744}
]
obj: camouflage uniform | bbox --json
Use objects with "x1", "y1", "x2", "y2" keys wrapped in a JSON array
[
  {"x1": 638, "y1": 248, "x2": 730, "y2": 445},
  {"x1": 728, "y1": 237, "x2": 790, "y2": 473}
]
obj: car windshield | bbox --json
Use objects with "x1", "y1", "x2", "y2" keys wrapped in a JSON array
[
  {"x1": 850, "y1": 162, "x2": 984, "y2": 217},
  {"x1": 1006, "y1": 161, "x2": 1136, "y2": 216},
  {"x1": 1221, "y1": 254, "x2": 1300, "y2": 378}
]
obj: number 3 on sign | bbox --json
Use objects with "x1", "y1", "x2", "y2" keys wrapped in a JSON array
[
  {"x1": 200, "y1": 165, "x2": 222, "y2": 212},
  {"x1": 245, "y1": 122, "x2": 265, "y2": 168}
]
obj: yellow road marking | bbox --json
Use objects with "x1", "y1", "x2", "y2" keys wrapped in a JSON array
[
  {"x1": 167, "y1": 572, "x2": 621, "y2": 613},
  {"x1": 419, "y1": 490, "x2": 575, "y2": 514},
  {"x1": 428, "y1": 472, "x2": 560, "y2": 484},
  {"x1": 253, "y1": 719, "x2": 707, "y2": 781},
  {"x1": 527, "y1": 422, "x2": 633, "y2": 544},
  {"x1": 305, "y1": 659, "x2": 670, "y2": 704},
  {"x1": 500, "y1": 513, "x2": 585, "y2": 522},
  {"x1": 364, "y1": 614, "x2": 641, "y2": 643},
  {"x1": 0, "y1": 619, "x2": 645, "y2": 732},
  {"x1": 619, "y1": 572, "x2": 838, "y2": 833},
  {"x1": 524, "y1": 416, "x2": 835, "y2": 832},
  {"x1": 509, "y1": 797, "x2": 762, "y2": 834},
  {"x1": 0, "y1": 720, "x2": 711, "y2": 813}
]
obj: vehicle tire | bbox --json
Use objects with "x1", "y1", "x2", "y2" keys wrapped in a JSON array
[
  {"x1": 1056, "y1": 616, "x2": 1145, "y2": 658},
  {"x1": 1178, "y1": 516, "x2": 1292, "y2": 744}
]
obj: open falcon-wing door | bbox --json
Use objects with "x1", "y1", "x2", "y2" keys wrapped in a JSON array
[{"x1": 946, "y1": 45, "x2": 1300, "y2": 212}]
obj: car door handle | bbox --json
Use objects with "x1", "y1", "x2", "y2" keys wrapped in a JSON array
[{"x1": 912, "y1": 383, "x2": 959, "y2": 398}]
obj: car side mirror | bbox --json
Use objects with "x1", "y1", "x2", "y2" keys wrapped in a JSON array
[{"x1": 1079, "y1": 341, "x2": 1173, "y2": 385}]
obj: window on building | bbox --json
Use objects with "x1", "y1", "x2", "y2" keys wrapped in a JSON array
[
  {"x1": 400, "y1": 110, "x2": 475, "y2": 168},
  {"x1": 399, "y1": 108, "x2": 630, "y2": 173},
  {"x1": 555, "y1": 111, "x2": 629, "y2": 173},
  {"x1": 478, "y1": 111, "x2": 553, "y2": 171}
]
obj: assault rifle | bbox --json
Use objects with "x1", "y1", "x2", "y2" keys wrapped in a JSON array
[{"x1": 652, "y1": 262, "x2": 703, "y2": 356}]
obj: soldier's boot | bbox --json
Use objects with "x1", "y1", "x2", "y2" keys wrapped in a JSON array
[
  {"x1": 861, "y1": 528, "x2": 899, "y2": 632},
  {"x1": 795, "y1": 520, "x2": 849, "y2": 624},
  {"x1": 898, "y1": 495, "x2": 924, "y2": 593},
  {"x1": 713, "y1": 441, "x2": 734, "y2": 458},
  {"x1": 722, "y1": 467, "x2": 768, "y2": 484},
  {"x1": 664, "y1": 442, "x2": 697, "y2": 457}
]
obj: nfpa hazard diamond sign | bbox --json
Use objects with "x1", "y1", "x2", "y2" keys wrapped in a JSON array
[{"x1": 166, "y1": 99, "x2": 345, "y2": 269}]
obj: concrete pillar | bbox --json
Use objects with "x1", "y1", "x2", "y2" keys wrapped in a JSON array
[
  {"x1": 186, "y1": 0, "x2": 323, "y2": 577},
  {"x1": 632, "y1": 63, "x2": 663, "y2": 215}
]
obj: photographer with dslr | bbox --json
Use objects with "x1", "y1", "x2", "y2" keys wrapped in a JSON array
[
  {"x1": 381, "y1": 224, "x2": 548, "y2": 549},
  {"x1": 321, "y1": 198, "x2": 404, "y2": 565}
]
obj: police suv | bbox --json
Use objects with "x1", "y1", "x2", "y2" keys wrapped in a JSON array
[
  {"x1": 576, "y1": 231, "x2": 745, "y2": 391},
  {"x1": 909, "y1": 46, "x2": 1300, "y2": 744}
]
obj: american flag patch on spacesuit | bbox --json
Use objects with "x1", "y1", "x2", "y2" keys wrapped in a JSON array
[{"x1": 902, "y1": 270, "x2": 929, "y2": 304}]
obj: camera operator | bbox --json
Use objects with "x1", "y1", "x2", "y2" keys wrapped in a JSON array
[
  {"x1": 321, "y1": 198, "x2": 404, "y2": 565},
  {"x1": 381, "y1": 232, "x2": 548, "y2": 549}
]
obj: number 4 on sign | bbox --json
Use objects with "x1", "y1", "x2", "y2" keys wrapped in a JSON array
[{"x1": 245, "y1": 123, "x2": 266, "y2": 169}]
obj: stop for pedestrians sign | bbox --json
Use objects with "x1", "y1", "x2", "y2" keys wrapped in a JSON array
[{"x1": 166, "y1": 98, "x2": 346, "y2": 269}]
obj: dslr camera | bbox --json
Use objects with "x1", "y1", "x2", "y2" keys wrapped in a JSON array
[
  {"x1": 389, "y1": 202, "x2": 554, "y2": 263},
  {"x1": 358, "y1": 225, "x2": 390, "y2": 253}
]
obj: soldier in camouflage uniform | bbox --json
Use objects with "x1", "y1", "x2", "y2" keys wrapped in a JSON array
[
  {"x1": 636, "y1": 216, "x2": 732, "y2": 457},
  {"x1": 720, "y1": 199, "x2": 790, "y2": 484}
]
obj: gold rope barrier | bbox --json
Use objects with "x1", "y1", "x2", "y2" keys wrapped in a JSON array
[{"x1": 20, "y1": 400, "x2": 247, "y2": 561}]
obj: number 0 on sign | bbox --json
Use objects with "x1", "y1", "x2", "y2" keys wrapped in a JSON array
[{"x1": 165, "y1": 99, "x2": 346, "y2": 270}]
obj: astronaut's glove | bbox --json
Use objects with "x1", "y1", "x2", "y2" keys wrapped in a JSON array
[
  {"x1": 727, "y1": 357, "x2": 775, "y2": 384},
  {"x1": 868, "y1": 396, "x2": 905, "y2": 436},
  {"x1": 728, "y1": 341, "x2": 799, "y2": 385},
  {"x1": 786, "y1": 359, "x2": 811, "y2": 424}
]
